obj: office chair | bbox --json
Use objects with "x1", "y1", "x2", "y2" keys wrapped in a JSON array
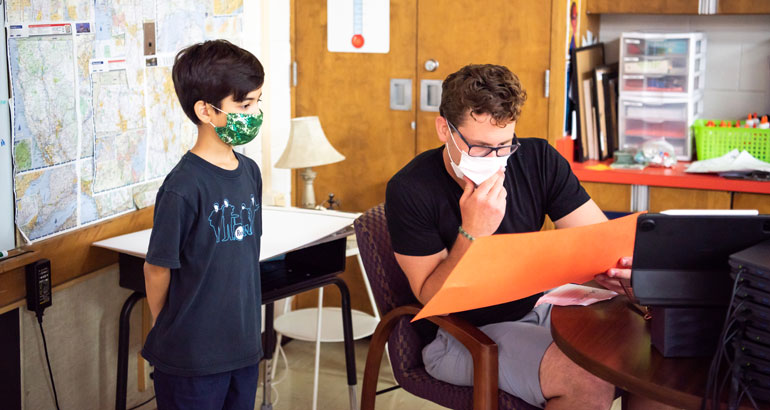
[{"x1": 354, "y1": 204, "x2": 538, "y2": 410}]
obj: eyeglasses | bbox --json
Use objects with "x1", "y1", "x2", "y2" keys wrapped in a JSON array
[{"x1": 447, "y1": 120, "x2": 521, "y2": 158}]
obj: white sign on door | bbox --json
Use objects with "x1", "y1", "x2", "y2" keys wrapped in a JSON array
[{"x1": 327, "y1": 0, "x2": 390, "y2": 54}]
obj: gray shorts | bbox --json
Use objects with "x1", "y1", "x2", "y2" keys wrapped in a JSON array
[{"x1": 422, "y1": 303, "x2": 553, "y2": 408}]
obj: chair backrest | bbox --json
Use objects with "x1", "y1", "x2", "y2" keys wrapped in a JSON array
[
  {"x1": 354, "y1": 203, "x2": 419, "y2": 315},
  {"x1": 354, "y1": 204, "x2": 428, "y2": 376}
]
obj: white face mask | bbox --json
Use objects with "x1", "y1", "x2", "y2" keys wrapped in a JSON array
[{"x1": 446, "y1": 119, "x2": 511, "y2": 185}]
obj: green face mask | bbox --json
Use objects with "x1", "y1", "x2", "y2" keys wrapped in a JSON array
[{"x1": 209, "y1": 104, "x2": 263, "y2": 146}]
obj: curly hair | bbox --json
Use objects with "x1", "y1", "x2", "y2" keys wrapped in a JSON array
[{"x1": 439, "y1": 64, "x2": 527, "y2": 128}]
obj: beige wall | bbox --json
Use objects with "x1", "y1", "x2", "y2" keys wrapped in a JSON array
[
  {"x1": 600, "y1": 14, "x2": 770, "y2": 120},
  {"x1": 242, "y1": 0, "x2": 293, "y2": 206},
  {"x1": 20, "y1": 266, "x2": 152, "y2": 410}
]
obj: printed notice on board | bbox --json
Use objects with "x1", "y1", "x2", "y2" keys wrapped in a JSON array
[
  {"x1": 327, "y1": 0, "x2": 389, "y2": 53},
  {"x1": 9, "y1": 23, "x2": 72, "y2": 38}
]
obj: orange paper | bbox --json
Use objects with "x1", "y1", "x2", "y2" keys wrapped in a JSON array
[{"x1": 413, "y1": 213, "x2": 642, "y2": 321}]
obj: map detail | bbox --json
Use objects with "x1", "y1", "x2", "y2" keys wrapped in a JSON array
[
  {"x1": 9, "y1": 35, "x2": 78, "y2": 172},
  {"x1": 6, "y1": 0, "x2": 92, "y2": 23},
  {"x1": 76, "y1": 33, "x2": 95, "y2": 158},
  {"x1": 14, "y1": 164, "x2": 78, "y2": 240},
  {"x1": 156, "y1": 1, "x2": 206, "y2": 55},
  {"x1": 146, "y1": 66, "x2": 196, "y2": 179},
  {"x1": 213, "y1": 0, "x2": 243, "y2": 16},
  {"x1": 80, "y1": 159, "x2": 134, "y2": 224}
]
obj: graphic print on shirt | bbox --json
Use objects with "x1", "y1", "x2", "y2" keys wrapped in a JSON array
[{"x1": 207, "y1": 194, "x2": 260, "y2": 242}]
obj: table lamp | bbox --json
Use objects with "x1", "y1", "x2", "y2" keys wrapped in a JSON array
[{"x1": 275, "y1": 116, "x2": 345, "y2": 208}]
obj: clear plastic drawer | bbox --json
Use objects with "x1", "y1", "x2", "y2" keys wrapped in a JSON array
[
  {"x1": 620, "y1": 33, "x2": 706, "y2": 98},
  {"x1": 619, "y1": 98, "x2": 703, "y2": 160}
]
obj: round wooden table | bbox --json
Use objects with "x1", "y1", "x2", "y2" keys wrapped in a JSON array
[{"x1": 551, "y1": 297, "x2": 752, "y2": 410}]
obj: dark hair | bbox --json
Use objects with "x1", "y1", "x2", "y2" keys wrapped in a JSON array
[
  {"x1": 172, "y1": 40, "x2": 265, "y2": 124},
  {"x1": 439, "y1": 64, "x2": 527, "y2": 128}
]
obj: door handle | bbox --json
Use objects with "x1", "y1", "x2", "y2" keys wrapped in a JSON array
[
  {"x1": 390, "y1": 79, "x2": 412, "y2": 111},
  {"x1": 424, "y1": 59, "x2": 439, "y2": 72},
  {"x1": 420, "y1": 79, "x2": 442, "y2": 112}
]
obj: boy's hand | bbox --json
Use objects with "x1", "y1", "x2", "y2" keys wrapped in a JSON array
[
  {"x1": 144, "y1": 262, "x2": 171, "y2": 324},
  {"x1": 459, "y1": 169, "x2": 506, "y2": 238},
  {"x1": 595, "y1": 256, "x2": 633, "y2": 298}
]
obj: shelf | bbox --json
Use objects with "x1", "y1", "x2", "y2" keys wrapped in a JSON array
[
  {"x1": 571, "y1": 160, "x2": 770, "y2": 194},
  {"x1": 273, "y1": 307, "x2": 379, "y2": 342}
]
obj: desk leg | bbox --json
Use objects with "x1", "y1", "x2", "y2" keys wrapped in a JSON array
[
  {"x1": 332, "y1": 278, "x2": 358, "y2": 410},
  {"x1": 261, "y1": 302, "x2": 275, "y2": 410},
  {"x1": 311, "y1": 288, "x2": 324, "y2": 410},
  {"x1": 116, "y1": 292, "x2": 145, "y2": 410}
]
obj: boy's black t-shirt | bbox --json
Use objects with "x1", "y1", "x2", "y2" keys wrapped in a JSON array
[
  {"x1": 385, "y1": 138, "x2": 590, "y2": 331},
  {"x1": 142, "y1": 151, "x2": 263, "y2": 377}
]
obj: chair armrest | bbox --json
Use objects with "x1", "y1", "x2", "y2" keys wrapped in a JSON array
[
  {"x1": 426, "y1": 311, "x2": 497, "y2": 350},
  {"x1": 361, "y1": 304, "x2": 499, "y2": 410},
  {"x1": 427, "y1": 309, "x2": 499, "y2": 410}
]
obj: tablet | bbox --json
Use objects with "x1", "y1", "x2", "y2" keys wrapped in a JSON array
[{"x1": 631, "y1": 213, "x2": 770, "y2": 306}]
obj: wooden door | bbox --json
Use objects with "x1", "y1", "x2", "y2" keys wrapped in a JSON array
[
  {"x1": 718, "y1": 0, "x2": 770, "y2": 14},
  {"x1": 586, "y1": 0, "x2": 699, "y2": 14},
  {"x1": 733, "y1": 193, "x2": 770, "y2": 213},
  {"x1": 582, "y1": 182, "x2": 631, "y2": 212},
  {"x1": 293, "y1": 0, "x2": 417, "y2": 313},
  {"x1": 415, "y1": 1, "x2": 554, "y2": 154},
  {"x1": 648, "y1": 187, "x2": 731, "y2": 212},
  {"x1": 294, "y1": 0, "x2": 417, "y2": 213}
]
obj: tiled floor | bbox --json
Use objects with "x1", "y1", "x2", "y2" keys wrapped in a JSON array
[
  {"x1": 254, "y1": 338, "x2": 447, "y2": 410},
  {"x1": 141, "y1": 337, "x2": 624, "y2": 409},
  {"x1": 254, "y1": 338, "x2": 623, "y2": 410}
]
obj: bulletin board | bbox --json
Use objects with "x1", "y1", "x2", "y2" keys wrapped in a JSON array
[{"x1": 5, "y1": 0, "x2": 245, "y2": 243}]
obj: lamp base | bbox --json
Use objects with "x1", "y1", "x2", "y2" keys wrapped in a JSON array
[{"x1": 300, "y1": 167, "x2": 317, "y2": 209}]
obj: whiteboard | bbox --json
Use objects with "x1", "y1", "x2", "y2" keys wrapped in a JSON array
[{"x1": 0, "y1": 3, "x2": 15, "y2": 253}]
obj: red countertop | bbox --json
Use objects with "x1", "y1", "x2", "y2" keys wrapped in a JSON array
[{"x1": 570, "y1": 160, "x2": 770, "y2": 194}]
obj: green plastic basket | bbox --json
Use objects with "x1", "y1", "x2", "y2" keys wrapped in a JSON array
[{"x1": 692, "y1": 119, "x2": 770, "y2": 161}]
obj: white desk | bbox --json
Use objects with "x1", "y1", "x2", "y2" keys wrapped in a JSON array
[
  {"x1": 93, "y1": 206, "x2": 379, "y2": 339},
  {"x1": 93, "y1": 206, "x2": 357, "y2": 261}
]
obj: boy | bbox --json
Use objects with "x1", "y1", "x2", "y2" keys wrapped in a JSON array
[{"x1": 142, "y1": 40, "x2": 265, "y2": 410}]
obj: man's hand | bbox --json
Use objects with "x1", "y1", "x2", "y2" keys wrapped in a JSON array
[
  {"x1": 458, "y1": 169, "x2": 507, "y2": 238},
  {"x1": 595, "y1": 256, "x2": 633, "y2": 298}
]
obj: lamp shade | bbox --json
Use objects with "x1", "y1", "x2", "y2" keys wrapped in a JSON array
[{"x1": 274, "y1": 116, "x2": 345, "y2": 169}]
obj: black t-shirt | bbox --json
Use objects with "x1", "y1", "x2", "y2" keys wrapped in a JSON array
[
  {"x1": 142, "y1": 151, "x2": 263, "y2": 377},
  {"x1": 385, "y1": 138, "x2": 589, "y2": 331}
]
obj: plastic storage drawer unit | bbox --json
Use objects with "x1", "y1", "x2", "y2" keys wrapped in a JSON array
[
  {"x1": 621, "y1": 32, "x2": 706, "y2": 99},
  {"x1": 619, "y1": 97, "x2": 703, "y2": 160}
]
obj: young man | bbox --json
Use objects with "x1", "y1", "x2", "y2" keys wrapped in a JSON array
[
  {"x1": 385, "y1": 64, "x2": 627, "y2": 409},
  {"x1": 142, "y1": 40, "x2": 265, "y2": 410}
]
